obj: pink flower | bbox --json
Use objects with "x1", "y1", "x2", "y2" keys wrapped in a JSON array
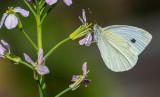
[
  {"x1": 70, "y1": 62, "x2": 91, "y2": 90},
  {"x1": 79, "y1": 9, "x2": 92, "y2": 46},
  {"x1": 79, "y1": 9, "x2": 87, "y2": 25},
  {"x1": 45, "y1": 0, "x2": 57, "y2": 5},
  {"x1": 24, "y1": 48, "x2": 50, "y2": 75},
  {"x1": 0, "y1": 7, "x2": 29, "y2": 29},
  {"x1": 63, "y1": 0, "x2": 72, "y2": 6},
  {"x1": 0, "y1": 40, "x2": 10, "y2": 58},
  {"x1": 45, "y1": 0, "x2": 72, "y2": 6},
  {"x1": 79, "y1": 32, "x2": 92, "y2": 46}
]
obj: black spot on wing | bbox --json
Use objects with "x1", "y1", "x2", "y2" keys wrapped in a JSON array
[{"x1": 131, "y1": 38, "x2": 136, "y2": 43}]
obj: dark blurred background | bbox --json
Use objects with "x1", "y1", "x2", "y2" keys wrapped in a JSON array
[{"x1": 0, "y1": 0, "x2": 160, "y2": 97}]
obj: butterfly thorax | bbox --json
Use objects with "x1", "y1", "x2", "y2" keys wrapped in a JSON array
[{"x1": 93, "y1": 24, "x2": 103, "y2": 42}]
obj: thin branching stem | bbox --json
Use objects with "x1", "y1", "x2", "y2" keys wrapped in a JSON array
[
  {"x1": 55, "y1": 88, "x2": 72, "y2": 97},
  {"x1": 44, "y1": 38, "x2": 70, "y2": 60},
  {"x1": 23, "y1": 0, "x2": 36, "y2": 16},
  {"x1": 19, "y1": 28, "x2": 38, "y2": 51},
  {"x1": 19, "y1": 60, "x2": 33, "y2": 69}
]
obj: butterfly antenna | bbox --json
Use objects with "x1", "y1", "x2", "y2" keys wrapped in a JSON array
[{"x1": 88, "y1": 8, "x2": 97, "y2": 24}]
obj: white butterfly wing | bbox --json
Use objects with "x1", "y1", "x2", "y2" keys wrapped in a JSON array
[
  {"x1": 97, "y1": 31, "x2": 138, "y2": 72},
  {"x1": 103, "y1": 25, "x2": 152, "y2": 54}
]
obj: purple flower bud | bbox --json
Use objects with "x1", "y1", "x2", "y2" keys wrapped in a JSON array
[
  {"x1": 83, "y1": 79, "x2": 91, "y2": 87},
  {"x1": 27, "y1": 0, "x2": 33, "y2": 4}
]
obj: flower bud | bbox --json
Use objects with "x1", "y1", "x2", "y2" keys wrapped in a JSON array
[
  {"x1": 5, "y1": 53, "x2": 21, "y2": 63},
  {"x1": 27, "y1": 0, "x2": 33, "y2": 4},
  {"x1": 69, "y1": 23, "x2": 92, "y2": 40}
]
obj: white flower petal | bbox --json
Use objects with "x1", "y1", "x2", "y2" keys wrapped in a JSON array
[
  {"x1": 5, "y1": 14, "x2": 18, "y2": 29},
  {"x1": 14, "y1": 7, "x2": 29, "y2": 17},
  {"x1": 82, "y1": 9, "x2": 86, "y2": 23},
  {"x1": 0, "y1": 13, "x2": 8, "y2": 29}
]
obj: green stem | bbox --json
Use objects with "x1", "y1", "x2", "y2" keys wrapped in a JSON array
[
  {"x1": 35, "y1": 1, "x2": 45, "y2": 97},
  {"x1": 19, "y1": 28, "x2": 38, "y2": 51},
  {"x1": 23, "y1": 0, "x2": 36, "y2": 17},
  {"x1": 40, "y1": 1, "x2": 46, "y2": 10},
  {"x1": 35, "y1": 0, "x2": 39, "y2": 13},
  {"x1": 36, "y1": 15, "x2": 42, "y2": 48},
  {"x1": 19, "y1": 60, "x2": 33, "y2": 69},
  {"x1": 55, "y1": 88, "x2": 72, "y2": 97},
  {"x1": 5, "y1": 53, "x2": 33, "y2": 69},
  {"x1": 44, "y1": 38, "x2": 70, "y2": 59},
  {"x1": 36, "y1": 0, "x2": 42, "y2": 49},
  {"x1": 38, "y1": 80, "x2": 44, "y2": 97}
]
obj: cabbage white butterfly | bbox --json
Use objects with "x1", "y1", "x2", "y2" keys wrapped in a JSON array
[{"x1": 94, "y1": 24, "x2": 152, "y2": 72}]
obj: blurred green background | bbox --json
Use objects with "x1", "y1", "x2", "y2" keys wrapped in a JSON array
[{"x1": 0, "y1": 0, "x2": 160, "y2": 97}]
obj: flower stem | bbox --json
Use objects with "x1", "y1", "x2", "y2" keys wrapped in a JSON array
[
  {"x1": 44, "y1": 38, "x2": 70, "y2": 60},
  {"x1": 35, "y1": 1, "x2": 46, "y2": 97},
  {"x1": 37, "y1": 80, "x2": 44, "y2": 97},
  {"x1": 19, "y1": 60, "x2": 33, "y2": 69},
  {"x1": 36, "y1": 15, "x2": 42, "y2": 48},
  {"x1": 19, "y1": 28, "x2": 38, "y2": 51},
  {"x1": 40, "y1": 1, "x2": 46, "y2": 10},
  {"x1": 55, "y1": 88, "x2": 72, "y2": 97},
  {"x1": 23, "y1": 0, "x2": 36, "y2": 17}
]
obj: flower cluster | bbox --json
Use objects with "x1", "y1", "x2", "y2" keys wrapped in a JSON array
[
  {"x1": 69, "y1": 62, "x2": 91, "y2": 90},
  {"x1": 79, "y1": 9, "x2": 93, "y2": 46},
  {"x1": 0, "y1": 40, "x2": 10, "y2": 58},
  {"x1": 24, "y1": 48, "x2": 50, "y2": 76},
  {"x1": 69, "y1": 9, "x2": 92, "y2": 42},
  {"x1": 0, "y1": 7, "x2": 29, "y2": 29}
]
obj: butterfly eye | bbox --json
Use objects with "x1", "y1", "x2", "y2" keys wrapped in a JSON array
[
  {"x1": 131, "y1": 38, "x2": 136, "y2": 43},
  {"x1": 94, "y1": 25, "x2": 99, "y2": 29}
]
